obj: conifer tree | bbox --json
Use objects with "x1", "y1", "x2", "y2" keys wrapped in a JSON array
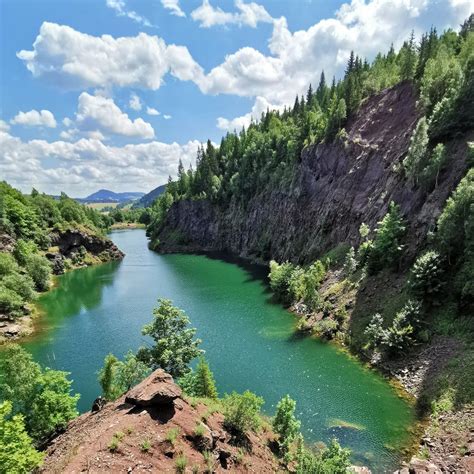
[{"x1": 194, "y1": 357, "x2": 218, "y2": 399}]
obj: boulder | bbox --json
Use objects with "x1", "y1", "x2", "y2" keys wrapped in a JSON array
[{"x1": 125, "y1": 369, "x2": 182, "y2": 406}]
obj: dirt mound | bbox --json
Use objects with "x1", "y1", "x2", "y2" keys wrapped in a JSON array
[{"x1": 41, "y1": 370, "x2": 280, "y2": 473}]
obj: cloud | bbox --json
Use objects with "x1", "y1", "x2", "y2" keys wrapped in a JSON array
[
  {"x1": 129, "y1": 93, "x2": 142, "y2": 111},
  {"x1": 191, "y1": 0, "x2": 273, "y2": 28},
  {"x1": 0, "y1": 120, "x2": 10, "y2": 132},
  {"x1": 161, "y1": 0, "x2": 186, "y2": 17},
  {"x1": 17, "y1": 22, "x2": 204, "y2": 90},
  {"x1": 163, "y1": 114, "x2": 172, "y2": 120},
  {"x1": 75, "y1": 92, "x2": 155, "y2": 139},
  {"x1": 146, "y1": 107, "x2": 160, "y2": 116},
  {"x1": 0, "y1": 128, "x2": 200, "y2": 195},
  {"x1": 106, "y1": 0, "x2": 152, "y2": 27},
  {"x1": 11, "y1": 109, "x2": 57, "y2": 128},
  {"x1": 217, "y1": 96, "x2": 284, "y2": 131}
]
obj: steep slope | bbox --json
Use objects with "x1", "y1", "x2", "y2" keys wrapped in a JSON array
[
  {"x1": 41, "y1": 370, "x2": 280, "y2": 473},
  {"x1": 155, "y1": 82, "x2": 470, "y2": 264}
]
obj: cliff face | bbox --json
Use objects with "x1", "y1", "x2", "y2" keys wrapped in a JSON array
[
  {"x1": 155, "y1": 82, "x2": 470, "y2": 264},
  {"x1": 41, "y1": 370, "x2": 279, "y2": 473}
]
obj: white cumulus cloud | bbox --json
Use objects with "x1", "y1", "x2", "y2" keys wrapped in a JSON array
[
  {"x1": 0, "y1": 128, "x2": 201, "y2": 195},
  {"x1": 129, "y1": 93, "x2": 142, "y2": 111},
  {"x1": 17, "y1": 22, "x2": 204, "y2": 91},
  {"x1": 217, "y1": 96, "x2": 284, "y2": 131},
  {"x1": 11, "y1": 109, "x2": 57, "y2": 128},
  {"x1": 75, "y1": 92, "x2": 155, "y2": 139},
  {"x1": 161, "y1": 0, "x2": 186, "y2": 17},
  {"x1": 191, "y1": 0, "x2": 273, "y2": 28},
  {"x1": 146, "y1": 107, "x2": 160, "y2": 116}
]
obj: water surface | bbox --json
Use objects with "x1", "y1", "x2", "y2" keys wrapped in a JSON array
[{"x1": 23, "y1": 229, "x2": 414, "y2": 471}]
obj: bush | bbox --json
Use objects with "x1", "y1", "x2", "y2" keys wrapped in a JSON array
[
  {"x1": 0, "y1": 252, "x2": 19, "y2": 277},
  {"x1": 403, "y1": 117, "x2": 429, "y2": 183},
  {"x1": 0, "y1": 285, "x2": 25, "y2": 317},
  {"x1": 1, "y1": 273, "x2": 35, "y2": 302},
  {"x1": 295, "y1": 436, "x2": 351, "y2": 474},
  {"x1": 269, "y1": 261, "x2": 295, "y2": 304},
  {"x1": 223, "y1": 390, "x2": 264, "y2": 437},
  {"x1": 25, "y1": 254, "x2": 51, "y2": 291}
]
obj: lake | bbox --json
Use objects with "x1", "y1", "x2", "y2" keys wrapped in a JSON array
[{"x1": 22, "y1": 229, "x2": 415, "y2": 471}]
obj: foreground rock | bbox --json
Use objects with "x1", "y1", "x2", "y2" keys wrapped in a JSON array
[{"x1": 40, "y1": 369, "x2": 280, "y2": 473}]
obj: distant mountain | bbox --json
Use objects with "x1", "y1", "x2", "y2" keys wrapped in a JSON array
[
  {"x1": 133, "y1": 184, "x2": 166, "y2": 208},
  {"x1": 79, "y1": 189, "x2": 145, "y2": 203}
]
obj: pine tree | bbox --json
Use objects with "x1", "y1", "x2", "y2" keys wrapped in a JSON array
[
  {"x1": 306, "y1": 83, "x2": 314, "y2": 107},
  {"x1": 400, "y1": 30, "x2": 417, "y2": 80},
  {"x1": 403, "y1": 117, "x2": 429, "y2": 184},
  {"x1": 194, "y1": 357, "x2": 218, "y2": 399}
]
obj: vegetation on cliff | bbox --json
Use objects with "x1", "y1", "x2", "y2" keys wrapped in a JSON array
[{"x1": 0, "y1": 181, "x2": 121, "y2": 327}]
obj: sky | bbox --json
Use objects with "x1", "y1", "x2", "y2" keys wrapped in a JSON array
[{"x1": 0, "y1": 0, "x2": 472, "y2": 197}]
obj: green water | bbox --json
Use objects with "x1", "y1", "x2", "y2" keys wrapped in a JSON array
[{"x1": 22, "y1": 229, "x2": 414, "y2": 471}]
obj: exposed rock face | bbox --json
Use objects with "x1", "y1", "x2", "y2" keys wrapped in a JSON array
[
  {"x1": 155, "y1": 82, "x2": 471, "y2": 265},
  {"x1": 49, "y1": 229, "x2": 124, "y2": 264},
  {"x1": 125, "y1": 370, "x2": 182, "y2": 406},
  {"x1": 41, "y1": 369, "x2": 279, "y2": 473},
  {"x1": 0, "y1": 232, "x2": 15, "y2": 253}
]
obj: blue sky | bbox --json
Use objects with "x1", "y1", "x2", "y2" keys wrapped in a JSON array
[{"x1": 0, "y1": 0, "x2": 472, "y2": 196}]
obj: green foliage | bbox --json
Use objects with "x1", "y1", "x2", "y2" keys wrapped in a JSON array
[
  {"x1": 269, "y1": 261, "x2": 295, "y2": 305},
  {"x1": 178, "y1": 357, "x2": 218, "y2": 399},
  {"x1": 223, "y1": 390, "x2": 264, "y2": 436},
  {"x1": 436, "y1": 168, "x2": 474, "y2": 300},
  {"x1": 165, "y1": 427, "x2": 180, "y2": 445},
  {"x1": 0, "y1": 401, "x2": 44, "y2": 473},
  {"x1": 25, "y1": 254, "x2": 51, "y2": 291},
  {"x1": 137, "y1": 299, "x2": 203, "y2": 378},
  {"x1": 343, "y1": 247, "x2": 357, "y2": 275},
  {"x1": 364, "y1": 313, "x2": 385, "y2": 349},
  {"x1": 98, "y1": 351, "x2": 150, "y2": 401},
  {"x1": 0, "y1": 344, "x2": 78, "y2": 442},
  {"x1": 403, "y1": 117, "x2": 429, "y2": 183},
  {"x1": 408, "y1": 251, "x2": 444, "y2": 301},
  {"x1": 175, "y1": 454, "x2": 188, "y2": 473},
  {"x1": 367, "y1": 202, "x2": 406, "y2": 274},
  {"x1": 294, "y1": 436, "x2": 351, "y2": 474},
  {"x1": 272, "y1": 395, "x2": 301, "y2": 458},
  {"x1": 98, "y1": 354, "x2": 120, "y2": 401},
  {"x1": 420, "y1": 143, "x2": 447, "y2": 190}
]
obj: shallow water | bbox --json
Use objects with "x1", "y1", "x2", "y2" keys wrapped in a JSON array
[{"x1": 22, "y1": 229, "x2": 415, "y2": 471}]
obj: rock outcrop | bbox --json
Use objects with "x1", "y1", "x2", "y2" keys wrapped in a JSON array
[
  {"x1": 155, "y1": 82, "x2": 471, "y2": 265},
  {"x1": 41, "y1": 369, "x2": 280, "y2": 473}
]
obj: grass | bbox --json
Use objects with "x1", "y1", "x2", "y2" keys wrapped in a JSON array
[
  {"x1": 140, "y1": 439, "x2": 151, "y2": 453},
  {"x1": 203, "y1": 450, "x2": 214, "y2": 474},
  {"x1": 165, "y1": 427, "x2": 180, "y2": 446},
  {"x1": 175, "y1": 454, "x2": 187, "y2": 473},
  {"x1": 194, "y1": 422, "x2": 206, "y2": 437}
]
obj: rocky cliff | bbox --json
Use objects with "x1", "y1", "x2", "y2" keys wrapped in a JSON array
[
  {"x1": 155, "y1": 82, "x2": 471, "y2": 265},
  {"x1": 41, "y1": 370, "x2": 279, "y2": 473}
]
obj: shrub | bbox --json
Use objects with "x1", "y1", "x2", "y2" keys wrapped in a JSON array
[
  {"x1": 165, "y1": 427, "x2": 180, "y2": 446},
  {"x1": 0, "y1": 345, "x2": 79, "y2": 442},
  {"x1": 403, "y1": 117, "x2": 429, "y2": 183},
  {"x1": 0, "y1": 401, "x2": 45, "y2": 473},
  {"x1": 273, "y1": 395, "x2": 301, "y2": 458},
  {"x1": 175, "y1": 455, "x2": 188, "y2": 474},
  {"x1": 140, "y1": 439, "x2": 151, "y2": 453},
  {"x1": 25, "y1": 254, "x2": 51, "y2": 291},
  {"x1": 343, "y1": 247, "x2": 357, "y2": 275},
  {"x1": 364, "y1": 313, "x2": 385, "y2": 349},
  {"x1": 0, "y1": 252, "x2": 19, "y2": 277},
  {"x1": 269, "y1": 261, "x2": 295, "y2": 304},
  {"x1": 0, "y1": 286, "x2": 25, "y2": 318},
  {"x1": 1, "y1": 273, "x2": 35, "y2": 302},
  {"x1": 223, "y1": 390, "x2": 264, "y2": 437}
]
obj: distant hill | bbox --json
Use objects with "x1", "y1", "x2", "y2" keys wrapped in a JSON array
[
  {"x1": 133, "y1": 184, "x2": 166, "y2": 208},
  {"x1": 79, "y1": 189, "x2": 145, "y2": 203}
]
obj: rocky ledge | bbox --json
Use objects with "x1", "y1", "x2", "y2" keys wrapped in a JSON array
[
  {"x1": 40, "y1": 369, "x2": 280, "y2": 473},
  {"x1": 46, "y1": 228, "x2": 124, "y2": 274}
]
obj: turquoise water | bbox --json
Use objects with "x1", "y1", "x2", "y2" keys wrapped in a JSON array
[{"x1": 22, "y1": 229, "x2": 415, "y2": 471}]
